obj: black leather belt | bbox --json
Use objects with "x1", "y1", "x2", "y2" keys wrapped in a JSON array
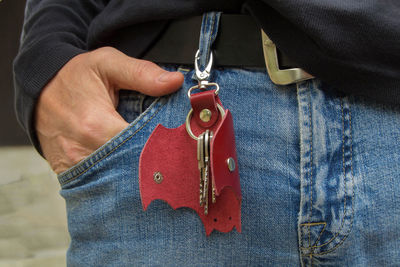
[{"x1": 142, "y1": 14, "x2": 297, "y2": 69}]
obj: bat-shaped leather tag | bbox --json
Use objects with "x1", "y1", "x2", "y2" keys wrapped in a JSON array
[{"x1": 139, "y1": 91, "x2": 241, "y2": 235}]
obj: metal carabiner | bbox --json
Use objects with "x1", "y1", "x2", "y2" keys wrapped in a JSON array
[{"x1": 194, "y1": 50, "x2": 213, "y2": 89}]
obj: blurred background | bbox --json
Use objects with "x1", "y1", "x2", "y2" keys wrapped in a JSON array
[{"x1": 0, "y1": 1, "x2": 69, "y2": 266}]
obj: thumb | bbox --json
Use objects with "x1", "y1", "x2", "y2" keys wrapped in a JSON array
[{"x1": 94, "y1": 47, "x2": 184, "y2": 96}]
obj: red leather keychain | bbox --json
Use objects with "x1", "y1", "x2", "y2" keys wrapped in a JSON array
[{"x1": 139, "y1": 51, "x2": 242, "y2": 235}]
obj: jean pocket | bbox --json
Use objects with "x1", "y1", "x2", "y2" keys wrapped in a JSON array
[{"x1": 58, "y1": 96, "x2": 166, "y2": 188}]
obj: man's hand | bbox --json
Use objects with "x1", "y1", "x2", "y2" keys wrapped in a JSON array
[{"x1": 35, "y1": 47, "x2": 184, "y2": 174}]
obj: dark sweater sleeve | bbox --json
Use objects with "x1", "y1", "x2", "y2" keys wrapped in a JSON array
[{"x1": 13, "y1": 0, "x2": 107, "y2": 153}]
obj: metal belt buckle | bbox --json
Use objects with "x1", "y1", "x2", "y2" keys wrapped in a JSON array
[{"x1": 261, "y1": 30, "x2": 314, "y2": 85}]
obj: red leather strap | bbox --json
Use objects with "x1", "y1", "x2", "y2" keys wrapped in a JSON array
[{"x1": 190, "y1": 90, "x2": 219, "y2": 128}]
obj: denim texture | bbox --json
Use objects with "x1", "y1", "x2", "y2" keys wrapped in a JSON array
[{"x1": 58, "y1": 12, "x2": 400, "y2": 267}]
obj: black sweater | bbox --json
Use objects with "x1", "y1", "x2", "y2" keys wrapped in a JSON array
[{"x1": 14, "y1": 0, "x2": 400, "y2": 149}]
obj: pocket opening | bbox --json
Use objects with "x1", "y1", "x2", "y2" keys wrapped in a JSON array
[{"x1": 58, "y1": 97, "x2": 166, "y2": 186}]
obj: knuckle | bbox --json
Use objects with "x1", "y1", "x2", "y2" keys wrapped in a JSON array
[
  {"x1": 89, "y1": 46, "x2": 117, "y2": 64},
  {"x1": 95, "y1": 46, "x2": 116, "y2": 56},
  {"x1": 79, "y1": 115, "x2": 101, "y2": 139}
]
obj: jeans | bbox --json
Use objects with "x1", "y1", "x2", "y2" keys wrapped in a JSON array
[{"x1": 58, "y1": 12, "x2": 400, "y2": 266}]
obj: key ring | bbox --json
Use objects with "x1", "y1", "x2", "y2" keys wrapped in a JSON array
[{"x1": 185, "y1": 104, "x2": 226, "y2": 140}]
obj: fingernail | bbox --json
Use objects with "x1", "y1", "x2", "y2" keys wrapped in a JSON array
[{"x1": 158, "y1": 72, "x2": 174, "y2": 83}]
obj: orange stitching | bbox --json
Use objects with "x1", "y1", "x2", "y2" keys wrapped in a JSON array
[
  {"x1": 297, "y1": 83, "x2": 355, "y2": 262},
  {"x1": 296, "y1": 82, "x2": 310, "y2": 251},
  {"x1": 299, "y1": 222, "x2": 327, "y2": 249},
  {"x1": 307, "y1": 98, "x2": 355, "y2": 255},
  {"x1": 308, "y1": 98, "x2": 348, "y2": 248},
  {"x1": 310, "y1": 100, "x2": 355, "y2": 257}
]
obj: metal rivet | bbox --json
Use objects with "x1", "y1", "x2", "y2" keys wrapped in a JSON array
[
  {"x1": 153, "y1": 172, "x2": 163, "y2": 184},
  {"x1": 227, "y1": 158, "x2": 236, "y2": 172},
  {"x1": 199, "y1": 109, "x2": 212, "y2": 122}
]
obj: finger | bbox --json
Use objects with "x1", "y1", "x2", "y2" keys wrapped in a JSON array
[
  {"x1": 93, "y1": 47, "x2": 184, "y2": 96},
  {"x1": 79, "y1": 108, "x2": 129, "y2": 150}
]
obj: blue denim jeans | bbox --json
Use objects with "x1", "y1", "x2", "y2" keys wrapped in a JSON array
[{"x1": 58, "y1": 13, "x2": 400, "y2": 266}]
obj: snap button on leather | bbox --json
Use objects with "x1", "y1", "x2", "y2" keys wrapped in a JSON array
[
  {"x1": 153, "y1": 172, "x2": 163, "y2": 184},
  {"x1": 199, "y1": 108, "x2": 212, "y2": 122},
  {"x1": 227, "y1": 158, "x2": 236, "y2": 172}
]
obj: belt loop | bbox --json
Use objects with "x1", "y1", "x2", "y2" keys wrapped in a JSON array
[{"x1": 192, "y1": 12, "x2": 221, "y2": 81}]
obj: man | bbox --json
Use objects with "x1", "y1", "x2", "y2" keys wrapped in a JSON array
[{"x1": 14, "y1": 0, "x2": 400, "y2": 266}]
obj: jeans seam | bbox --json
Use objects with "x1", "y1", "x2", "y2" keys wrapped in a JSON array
[
  {"x1": 296, "y1": 81, "x2": 306, "y2": 254},
  {"x1": 301, "y1": 97, "x2": 355, "y2": 257},
  {"x1": 59, "y1": 100, "x2": 165, "y2": 186},
  {"x1": 298, "y1": 82, "x2": 355, "y2": 263},
  {"x1": 203, "y1": 13, "x2": 215, "y2": 66},
  {"x1": 311, "y1": 98, "x2": 349, "y2": 248},
  {"x1": 308, "y1": 88, "x2": 314, "y2": 249},
  {"x1": 208, "y1": 14, "x2": 215, "y2": 60},
  {"x1": 310, "y1": 99, "x2": 355, "y2": 256}
]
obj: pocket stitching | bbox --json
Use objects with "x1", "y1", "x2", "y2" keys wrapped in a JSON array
[{"x1": 59, "y1": 99, "x2": 165, "y2": 186}]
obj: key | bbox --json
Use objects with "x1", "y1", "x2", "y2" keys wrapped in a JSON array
[
  {"x1": 209, "y1": 130, "x2": 216, "y2": 204},
  {"x1": 198, "y1": 130, "x2": 215, "y2": 215},
  {"x1": 202, "y1": 130, "x2": 210, "y2": 215},
  {"x1": 197, "y1": 132, "x2": 205, "y2": 206},
  {"x1": 202, "y1": 130, "x2": 214, "y2": 215}
]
